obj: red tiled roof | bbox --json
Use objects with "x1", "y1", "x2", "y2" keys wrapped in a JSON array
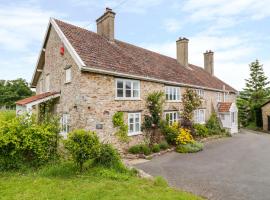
[
  {"x1": 218, "y1": 102, "x2": 232, "y2": 112},
  {"x1": 16, "y1": 92, "x2": 60, "y2": 106},
  {"x1": 54, "y1": 19, "x2": 237, "y2": 92}
]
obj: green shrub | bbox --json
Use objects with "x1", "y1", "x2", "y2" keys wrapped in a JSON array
[
  {"x1": 176, "y1": 141, "x2": 203, "y2": 153},
  {"x1": 193, "y1": 124, "x2": 209, "y2": 137},
  {"x1": 159, "y1": 141, "x2": 169, "y2": 150},
  {"x1": 64, "y1": 129, "x2": 100, "y2": 171},
  {"x1": 112, "y1": 112, "x2": 129, "y2": 142},
  {"x1": 128, "y1": 144, "x2": 151, "y2": 155},
  {"x1": 0, "y1": 115, "x2": 60, "y2": 170},
  {"x1": 0, "y1": 111, "x2": 16, "y2": 121},
  {"x1": 160, "y1": 122, "x2": 178, "y2": 145},
  {"x1": 94, "y1": 144, "x2": 124, "y2": 171},
  {"x1": 206, "y1": 113, "x2": 223, "y2": 135},
  {"x1": 152, "y1": 144, "x2": 160, "y2": 153}
]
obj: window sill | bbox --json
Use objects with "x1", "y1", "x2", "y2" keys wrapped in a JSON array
[
  {"x1": 166, "y1": 100, "x2": 181, "y2": 103},
  {"x1": 128, "y1": 132, "x2": 142, "y2": 136},
  {"x1": 115, "y1": 98, "x2": 141, "y2": 101},
  {"x1": 65, "y1": 81, "x2": 71, "y2": 85}
]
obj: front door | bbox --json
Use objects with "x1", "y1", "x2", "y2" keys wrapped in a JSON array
[{"x1": 267, "y1": 116, "x2": 270, "y2": 131}]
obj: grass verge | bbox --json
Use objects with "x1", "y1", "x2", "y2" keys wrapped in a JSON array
[{"x1": 0, "y1": 162, "x2": 203, "y2": 200}]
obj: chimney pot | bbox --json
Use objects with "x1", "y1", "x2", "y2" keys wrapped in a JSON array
[
  {"x1": 176, "y1": 37, "x2": 189, "y2": 67},
  {"x1": 204, "y1": 50, "x2": 214, "y2": 75},
  {"x1": 96, "y1": 8, "x2": 116, "y2": 41}
]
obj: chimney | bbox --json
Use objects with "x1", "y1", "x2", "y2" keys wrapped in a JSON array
[
  {"x1": 96, "y1": 8, "x2": 116, "y2": 41},
  {"x1": 176, "y1": 37, "x2": 189, "y2": 67},
  {"x1": 204, "y1": 50, "x2": 214, "y2": 75}
]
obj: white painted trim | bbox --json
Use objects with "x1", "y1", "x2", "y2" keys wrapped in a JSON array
[
  {"x1": 82, "y1": 66, "x2": 234, "y2": 93},
  {"x1": 128, "y1": 112, "x2": 142, "y2": 136},
  {"x1": 24, "y1": 93, "x2": 61, "y2": 108},
  {"x1": 165, "y1": 86, "x2": 181, "y2": 101},
  {"x1": 115, "y1": 78, "x2": 141, "y2": 100},
  {"x1": 50, "y1": 18, "x2": 86, "y2": 68}
]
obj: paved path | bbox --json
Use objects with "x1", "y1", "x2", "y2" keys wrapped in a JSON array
[{"x1": 135, "y1": 130, "x2": 270, "y2": 200}]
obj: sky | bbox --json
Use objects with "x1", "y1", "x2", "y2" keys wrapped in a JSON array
[{"x1": 0, "y1": 0, "x2": 270, "y2": 90}]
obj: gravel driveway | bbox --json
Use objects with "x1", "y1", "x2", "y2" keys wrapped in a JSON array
[{"x1": 135, "y1": 130, "x2": 270, "y2": 200}]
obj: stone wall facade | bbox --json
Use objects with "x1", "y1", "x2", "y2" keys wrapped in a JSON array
[
  {"x1": 262, "y1": 103, "x2": 270, "y2": 131},
  {"x1": 35, "y1": 25, "x2": 237, "y2": 151}
]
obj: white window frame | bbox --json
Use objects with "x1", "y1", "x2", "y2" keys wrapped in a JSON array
[
  {"x1": 65, "y1": 67, "x2": 72, "y2": 83},
  {"x1": 194, "y1": 109, "x2": 206, "y2": 124},
  {"x1": 128, "y1": 113, "x2": 141, "y2": 136},
  {"x1": 165, "y1": 111, "x2": 179, "y2": 125},
  {"x1": 217, "y1": 92, "x2": 223, "y2": 102},
  {"x1": 196, "y1": 89, "x2": 205, "y2": 98},
  {"x1": 45, "y1": 74, "x2": 50, "y2": 92},
  {"x1": 165, "y1": 86, "x2": 181, "y2": 102},
  {"x1": 60, "y1": 113, "x2": 70, "y2": 138},
  {"x1": 115, "y1": 78, "x2": 140, "y2": 100}
]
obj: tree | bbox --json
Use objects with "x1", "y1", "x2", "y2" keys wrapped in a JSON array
[
  {"x1": 0, "y1": 79, "x2": 34, "y2": 108},
  {"x1": 237, "y1": 60, "x2": 270, "y2": 126}
]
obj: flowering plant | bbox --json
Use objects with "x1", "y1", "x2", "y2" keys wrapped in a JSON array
[{"x1": 176, "y1": 128, "x2": 194, "y2": 145}]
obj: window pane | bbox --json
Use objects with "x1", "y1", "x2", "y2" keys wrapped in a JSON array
[
  {"x1": 117, "y1": 81, "x2": 123, "y2": 89},
  {"x1": 126, "y1": 89, "x2": 131, "y2": 97},
  {"x1": 135, "y1": 123, "x2": 140, "y2": 132},
  {"x1": 126, "y1": 81, "x2": 131, "y2": 90},
  {"x1": 133, "y1": 82, "x2": 139, "y2": 90},
  {"x1": 133, "y1": 90, "x2": 139, "y2": 98},
  {"x1": 129, "y1": 116, "x2": 134, "y2": 123},
  {"x1": 117, "y1": 89, "x2": 123, "y2": 97},
  {"x1": 129, "y1": 124, "x2": 134, "y2": 132}
]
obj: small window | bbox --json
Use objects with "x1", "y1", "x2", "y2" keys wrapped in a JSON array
[
  {"x1": 165, "y1": 86, "x2": 180, "y2": 101},
  {"x1": 196, "y1": 89, "x2": 204, "y2": 98},
  {"x1": 217, "y1": 92, "x2": 222, "y2": 102},
  {"x1": 116, "y1": 79, "x2": 140, "y2": 99},
  {"x1": 194, "y1": 109, "x2": 205, "y2": 124},
  {"x1": 45, "y1": 74, "x2": 50, "y2": 92},
  {"x1": 165, "y1": 111, "x2": 179, "y2": 125},
  {"x1": 128, "y1": 113, "x2": 141, "y2": 136},
  {"x1": 224, "y1": 93, "x2": 229, "y2": 102},
  {"x1": 231, "y1": 112, "x2": 235, "y2": 123},
  {"x1": 61, "y1": 114, "x2": 70, "y2": 138},
  {"x1": 65, "y1": 67, "x2": 72, "y2": 83}
]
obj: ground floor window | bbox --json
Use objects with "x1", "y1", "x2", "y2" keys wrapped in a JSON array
[
  {"x1": 128, "y1": 113, "x2": 141, "y2": 136},
  {"x1": 194, "y1": 109, "x2": 205, "y2": 124},
  {"x1": 231, "y1": 112, "x2": 236, "y2": 124},
  {"x1": 61, "y1": 113, "x2": 70, "y2": 137},
  {"x1": 165, "y1": 111, "x2": 179, "y2": 125}
]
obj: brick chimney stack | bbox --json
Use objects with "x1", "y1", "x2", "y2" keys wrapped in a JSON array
[
  {"x1": 96, "y1": 8, "x2": 116, "y2": 41},
  {"x1": 176, "y1": 37, "x2": 189, "y2": 67},
  {"x1": 204, "y1": 50, "x2": 214, "y2": 75}
]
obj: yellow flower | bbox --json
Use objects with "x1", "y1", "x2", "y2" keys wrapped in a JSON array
[{"x1": 176, "y1": 128, "x2": 194, "y2": 145}]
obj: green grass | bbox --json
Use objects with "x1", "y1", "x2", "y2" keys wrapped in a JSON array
[{"x1": 0, "y1": 162, "x2": 203, "y2": 200}]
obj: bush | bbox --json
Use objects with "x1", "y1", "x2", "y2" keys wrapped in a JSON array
[
  {"x1": 193, "y1": 124, "x2": 209, "y2": 138},
  {"x1": 94, "y1": 144, "x2": 124, "y2": 171},
  {"x1": 160, "y1": 122, "x2": 179, "y2": 145},
  {"x1": 0, "y1": 111, "x2": 16, "y2": 121},
  {"x1": 64, "y1": 129, "x2": 100, "y2": 171},
  {"x1": 175, "y1": 128, "x2": 194, "y2": 145},
  {"x1": 159, "y1": 141, "x2": 169, "y2": 150},
  {"x1": 152, "y1": 144, "x2": 160, "y2": 153},
  {"x1": 176, "y1": 142, "x2": 203, "y2": 153},
  {"x1": 128, "y1": 144, "x2": 151, "y2": 155},
  {"x1": 0, "y1": 115, "x2": 60, "y2": 170},
  {"x1": 206, "y1": 113, "x2": 224, "y2": 135}
]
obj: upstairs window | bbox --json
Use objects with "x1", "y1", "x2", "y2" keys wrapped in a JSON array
[
  {"x1": 116, "y1": 79, "x2": 140, "y2": 99},
  {"x1": 196, "y1": 89, "x2": 204, "y2": 98},
  {"x1": 217, "y1": 92, "x2": 223, "y2": 102},
  {"x1": 45, "y1": 74, "x2": 50, "y2": 92},
  {"x1": 128, "y1": 113, "x2": 141, "y2": 136},
  {"x1": 194, "y1": 109, "x2": 205, "y2": 124},
  {"x1": 165, "y1": 86, "x2": 180, "y2": 101},
  {"x1": 165, "y1": 111, "x2": 179, "y2": 125},
  {"x1": 65, "y1": 66, "x2": 72, "y2": 83}
]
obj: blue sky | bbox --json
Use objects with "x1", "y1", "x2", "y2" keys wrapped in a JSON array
[{"x1": 0, "y1": 0, "x2": 270, "y2": 90}]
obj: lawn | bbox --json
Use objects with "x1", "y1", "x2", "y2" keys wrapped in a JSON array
[{"x1": 0, "y1": 163, "x2": 203, "y2": 200}]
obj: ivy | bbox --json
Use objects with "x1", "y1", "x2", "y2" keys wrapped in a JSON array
[{"x1": 112, "y1": 112, "x2": 129, "y2": 142}]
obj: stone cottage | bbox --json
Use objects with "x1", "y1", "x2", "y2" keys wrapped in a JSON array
[{"x1": 16, "y1": 8, "x2": 238, "y2": 149}]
